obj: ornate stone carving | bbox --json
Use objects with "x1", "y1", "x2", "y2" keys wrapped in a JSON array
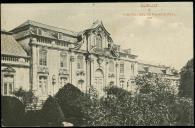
[
  {"x1": 37, "y1": 66, "x2": 49, "y2": 74},
  {"x1": 70, "y1": 55, "x2": 75, "y2": 62},
  {"x1": 97, "y1": 57, "x2": 104, "y2": 65},
  {"x1": 108, "y1": 73, "x2": 115, "y2": 78},
  {"x1": 59, "y1": 68, "x2": 69, "y2": 75},
  {"x1": 76, "y1": 70, "x2": 85, "y2": 76}
]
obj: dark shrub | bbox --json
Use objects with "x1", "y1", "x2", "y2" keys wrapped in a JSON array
[
  {"x1": 54, "y1": 83, "x2": 85, "y2": 126},
  {"x1": 40, "y1": 95, "x2": 65, "y2": 127},
  {"x1": 1, "y1": 96, "x2": 25, "y2": 126},
  {"x1": 24, "y1": 110, "x2": 41, "y2": 126},
  {"x1": 13, "y1": 88, "x2": 36, "y2": 107}
]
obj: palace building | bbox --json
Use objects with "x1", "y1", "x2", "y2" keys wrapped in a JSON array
[{"x1": 1, "y1": 20, "x2": 180, "y2": 100}]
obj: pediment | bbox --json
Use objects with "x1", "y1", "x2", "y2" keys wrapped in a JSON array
[
  {"x1": 91, "y1": 21, "x2": 110, "y2": 36},
  {"x1": 2, "y1": 66, "x2": 16, "y2": 73}
]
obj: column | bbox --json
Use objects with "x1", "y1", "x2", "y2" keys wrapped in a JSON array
[
  {"x1": 31, "y1": 39, "x2": 38, "y2": 96},
  {"x1": 70, "y1": 52, "x2": 75, "y2": 84}
]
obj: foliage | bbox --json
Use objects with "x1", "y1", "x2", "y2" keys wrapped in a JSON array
[
  {"x1": 54, "y1": 83, "x2": 86, "y2": 126},
  {"x1": 179, "y1": 58, "x2": 194, "y2": 99},
  {"x1": 24, "y1": 110, "x2": 42, "y2": 126},
  {"x1": 13, "y1": 87, "x2": 37, "y2": 107},
  {"x1": 1, "y1": 96, "x2": 25, "y2": 126},
  {"x1": 40, "y1": 96, "x2": 65, "y2": 127},
  {"x1": 81, "y1": 74, "x2": 194, "y2": 126}
]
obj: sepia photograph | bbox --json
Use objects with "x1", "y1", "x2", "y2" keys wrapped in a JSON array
[{"x1": 1, "y1": 2, "x2": 194, "y2": 126}]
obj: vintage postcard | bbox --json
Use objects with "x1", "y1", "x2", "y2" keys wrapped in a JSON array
[{"x1": 1, "y1": 2, "x2": 194, "y2": 126}]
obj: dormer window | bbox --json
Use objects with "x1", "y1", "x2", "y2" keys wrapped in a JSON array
[
  {"x1": 58, "y1": 33, "x2": 63, "y2": 40},
  {"x1": 96, "y1": 34, "x2": 102, "y2": 49},
  {"x1": 37, "y1": 28, "x2": 42, "y2": 35}
]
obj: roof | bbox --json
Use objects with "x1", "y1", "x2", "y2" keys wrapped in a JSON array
[
  {"x1": 84, "y1": 20, "x2": 111, "y2": 36},
  {"x1": 1, "y1": 31, "x2": 28, "y2": 57},
  {"x1": 10, "y1": 20, "x2": 78, "y2": 37},
  {"x1": 138, "y1": 63, "x2": 163, "y2": 74}
]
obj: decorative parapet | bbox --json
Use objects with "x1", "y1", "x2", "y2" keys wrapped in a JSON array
[
  {"x1": 1, "y1": 55, "x2": 30, "y2": 67},
  {"x1": 37, "y1": 66, "x2": 49, "y2": 74}
]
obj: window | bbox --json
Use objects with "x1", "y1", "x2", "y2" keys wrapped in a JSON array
[
  {"x1": 131, "y1": 64, "x2": 134, "y2": 75},
  {"x1": 58, "y1": 33, "x2": 63, "y2": 39},
  {"x1": 109, "y1": 60, "x2": 114, "y2": 72},
  {"x1": 144, "y1": 67, "x2": 149, "y2": 72},
  {"x1": 60, "y1": 53, "x2": 67, "y2": 68},
  {"x1": 120, "y1": 62, "x2": 124, "y2": 74},
  {"x1": 4, "y1": 83, "x2": 7, "y2": 95},
  {"x1": 3, "y1": 75, "x2": 14, "y2": 96},
  {"x1": 37, "y1": 28, "x2": 42, "y2": 35},
  {"x1": 39, "y1": 49, "x2": 47, "y2": 66},
  {"x1": 39, "y1": 76, "x2": 48, "y2": 95},
  {"x1": 77, "y1": 55, "x2": 84, "y2": 69},
  {"x1": 120, "y1": 80, "x2": 125, "y2": 88},
  {"x1": 96, "y1": 34, "x2": 102, "y2": 49}
]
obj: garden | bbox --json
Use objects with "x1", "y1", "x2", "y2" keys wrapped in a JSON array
[{"x1": 1, "y1": 72, "x2": 194, "y2": 126}]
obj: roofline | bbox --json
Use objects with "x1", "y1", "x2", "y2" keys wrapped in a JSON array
[
  {"x1": 138, "y1": 62, "x2": 168, "y2": 68},
  {"x1": 1, "y1": 53, "x2": 31, "y2": 58},
  {"x1": 1, "y1": 30, "x2": 13, "y2": 35},
  {"x1": 10, "y1": 20, "x2": 78, "y2": 37}
]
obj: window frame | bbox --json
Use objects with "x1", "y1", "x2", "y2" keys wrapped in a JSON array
[
  {"x1": 77, "y1": 55, "x2": 84, "y2": 70},
  {"x1": 39, "y1": 49, "x2": 47, "y2": 66},
  {"x1": 60, "y1": 52, "x2": 68, "y2": 68},
  {"x1": 96, "y1": 34, "x2": 102, "y2": 49},
  {"x1": 109, "y1": 60, "x2": 114, "y2": 73},
  {"x1": 120, "y1": 62, "x2": 125, "y2": 74}
]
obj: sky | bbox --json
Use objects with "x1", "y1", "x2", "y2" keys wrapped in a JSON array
[{"x1": 1, "y1": 2, "x2": 193, "y2": 70}]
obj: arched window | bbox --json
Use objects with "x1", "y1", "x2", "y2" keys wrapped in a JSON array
[
  {"x1": 77, "y1": 55, "x2": 84, "y2": 69},
  {"x1": 60, "y1": 52, "x2": 67, "y2": 68},
  {"x1": 96, "y1": 34, "x2": 102, "y2": 49},
  {"x1": 109, "y1": 60, "x2": 114, "y2": 72},
  {"x1": 39, "y1": 49, "x2": 47, "y2": 66}
]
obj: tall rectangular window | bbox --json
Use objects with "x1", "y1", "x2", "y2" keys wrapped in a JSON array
[
  {"x1": 3, "y1": 75, "x2": 14, "y2": 96},
  {"x1": 4, "y1": 83, "x2": 7, "y2": 95},
  {"x1": 39, "y1": 50, "x2": 47, "y2": 66},
  {"x1": 60, "y1": 53, "x2": 67, "y2": 68},
  {"x1": 131, "y1": 64, "x2": 134, "y2": 75},
  {"x1": 77, "y1": 55, "x2": 84, "y2": 69},
  {"x1": 37, "y1": 28, "x2": 42, "y2": 35},
  {"x1": 96, "y1": 34, "x2": 102, "y2": 49},
  {"x1": 39, "y1": 76, "x2": 48, "y2": 95},
  {"x1": 120, "y1": 62, "x2": 124, "y2": 74},
  {"x1": 109, "y1": 61, "x2": 114, "y2": 73}
]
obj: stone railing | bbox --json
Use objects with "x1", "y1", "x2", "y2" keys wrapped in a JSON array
[{"x1": 1, "y1": 55, "x2": 30, "y2": 67}]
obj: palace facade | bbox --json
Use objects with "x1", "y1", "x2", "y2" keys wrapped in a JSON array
[{"x1": 1, "y1": 20, "x2": 179, "y2": 100}]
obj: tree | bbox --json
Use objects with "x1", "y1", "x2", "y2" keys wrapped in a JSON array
[
  {"x1": 179, "y1": 58, "x2": 194, "y2": 99},
  {"x1": 84, "y1": 74, "x2": 194, "y2": 126},
  {"x1": 13, "y1": 88, "x2": 37, "y2": 107},
  {"x1": 54, "y1": 83, "x2": 86, "y2": 126},
  {"x1": 1, "y1": 96, "x2": 25, "y2": 126},
  {"x1": 40, "y1": 96, "x2": 65, "y2": 127}
]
